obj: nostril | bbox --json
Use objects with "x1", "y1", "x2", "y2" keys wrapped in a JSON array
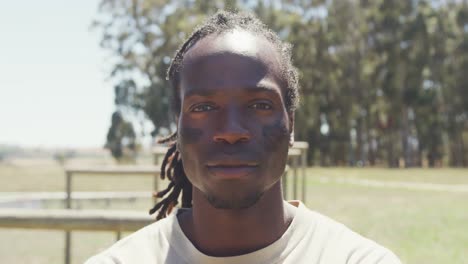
[
  {"x1": 239, "y1": 137, "x2": 249, "y2": 142},
  {"x1": 213, "y1": 133, "x2": 251, "y2": 144}
]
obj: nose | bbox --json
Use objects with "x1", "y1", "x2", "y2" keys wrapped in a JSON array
[{"x1": 213, "y1": 109, "x2": 251, "y2": 144}]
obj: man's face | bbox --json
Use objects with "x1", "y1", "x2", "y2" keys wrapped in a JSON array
[{"x1": 177, "y1": 29, "x2": 293, "y2": 209}]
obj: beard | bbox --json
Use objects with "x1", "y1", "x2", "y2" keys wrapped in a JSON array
[{"x1": 203, "y1": 189, "x2": 264, "y2": 209}]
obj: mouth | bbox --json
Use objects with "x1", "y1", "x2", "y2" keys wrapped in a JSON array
[{"x1": 206, "y1": 163, "x2": 259, "y2": 180}]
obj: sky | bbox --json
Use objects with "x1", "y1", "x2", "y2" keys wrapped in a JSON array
[{"x1": 0, "y1": 0, "x2": 114, "y2": 148}]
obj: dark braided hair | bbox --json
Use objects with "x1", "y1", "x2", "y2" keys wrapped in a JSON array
[{"x1": 149, "y1": 10, "x2": 299, "y2": 220}]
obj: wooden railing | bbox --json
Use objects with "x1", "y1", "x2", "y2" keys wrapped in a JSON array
[
  {"x1": 0, "y1": 208, "x2": 153, "y2": 231},
  {"x1": 0, "y1": 208, "x2": 154, "y2": 262},
  {"x1": 64, "y1": 165, "x2": 161, "y2": 209},
  {"x1": 62, "y1": 165, "x2": 161, "y2": 264}
]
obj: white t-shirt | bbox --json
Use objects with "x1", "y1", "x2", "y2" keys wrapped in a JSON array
[{"x1": 85, "y1": 201, "x2": 401, "y2": 264}]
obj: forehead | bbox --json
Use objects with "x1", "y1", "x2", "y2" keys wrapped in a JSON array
[
  {"x1": 185, "y1": 29, "x2": 280, "y2": 63},
  {"x1": 179, "y1": 29, "x2": 285, "y2": 97}
]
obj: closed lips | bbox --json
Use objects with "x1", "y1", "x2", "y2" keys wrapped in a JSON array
[
  {"x1": 206, "y1": 163, "x2": 259, "y2": 179},
  {"x1": 207, "y1": 164, "x2": 258, "y2": 168},
  {"x1": 206, "y1": 161, "x2": 259, "y2": 167}
]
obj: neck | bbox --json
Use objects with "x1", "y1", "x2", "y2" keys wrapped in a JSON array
[{"x1": 177, "y1": 181, "x2": 296, "y2": 257}]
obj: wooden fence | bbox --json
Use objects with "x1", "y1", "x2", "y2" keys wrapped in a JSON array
[
  {"x1": 61, "y1": 165, "x2": 161, "y2": 264},
  {"x1": 0, "y1": 208, "x2": 154, "y2": 262},
  {"x1": 0, "y1": 208, "x2": 153, "y2": 231}
]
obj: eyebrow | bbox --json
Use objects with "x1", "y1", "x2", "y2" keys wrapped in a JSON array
[
  {"x1": 184, "y1": 83, "x2": 281, "y2": 98},
  {"x1": 248, "y1": 84, "x2": 280, "y2": 94},
  {"x1": 184, "y1": 88, "x2": 217, "y2": 98}
]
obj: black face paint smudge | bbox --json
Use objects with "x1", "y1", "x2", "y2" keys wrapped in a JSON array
[
  {"x1": 262, "y1": 120, "x2": 289, "y2": 152},
  {"x1": 179, "y1": 126, "x2": 203, "y2": 145}
]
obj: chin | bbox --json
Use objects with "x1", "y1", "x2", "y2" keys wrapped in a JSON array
[{"x1": 204, "y1": 191, "x2": 263, "y2": 210}]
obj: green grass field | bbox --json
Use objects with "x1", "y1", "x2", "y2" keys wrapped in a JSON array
[{"x1": 0, "y1": 158, "x2": 467, "y2": 263}]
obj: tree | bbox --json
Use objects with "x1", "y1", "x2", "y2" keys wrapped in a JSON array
[
  {"x1": 53, "y1": 150, "x2": 76, "y2": 166},
  {"x1": 105, "y1": 111, "x2": 138, "y2": 162},
  {"x1": 95, "y1": 0, "x2": 468, "y2": 167}
]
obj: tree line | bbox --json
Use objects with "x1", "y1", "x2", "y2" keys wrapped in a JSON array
[{"x1": 95, "y1": 0, "x2": 468, "y2": 167}]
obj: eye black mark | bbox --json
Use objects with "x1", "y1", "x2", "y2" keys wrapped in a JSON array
[
  {"x1": 262, "y1": 120, "x2": 289, "y2": 152},
  {"x1": 179, "y1": 126, "x2": 204, "y2": 145}
]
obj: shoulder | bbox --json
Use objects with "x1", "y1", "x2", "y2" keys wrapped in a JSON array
[
  {"x1": 84, "y1": 214, "x2": 176, "y2": 264},
  {"x1": 84, "y1": 254, "x2": 118, "y2": 264},
  {"x1": 298, "y1": 205, "x2": 401, "y2": 264}
]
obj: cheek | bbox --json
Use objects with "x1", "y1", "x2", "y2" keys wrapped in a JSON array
[
  {"x1": 262, "y1": 119, "x2": 290, "y2": 152},
  {"x1": 178, "y1": 121, "x2": 205, "y2": 169},
  {"x1": 179, "y1": 125, "x2": 204, "y2": 145},
  {"x1": 177, "y1": 124, "x2": 205, "y2": 185}
]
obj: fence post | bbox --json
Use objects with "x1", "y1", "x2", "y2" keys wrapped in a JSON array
[
  {"x1": 301, "y1": 149, "x2": 307, "y2": 203},
  {"x1": 293, "y1": 157, "x2": 298, "y2": 199},
  {"x1": 66, "y1": 172, "x2": 72, "y2": 209},
  {"x1": 65, "y1": 171, "x2": 72, "y2": 264}
]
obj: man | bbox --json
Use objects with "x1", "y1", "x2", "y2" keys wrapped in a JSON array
[{"x1": 86, "y1": 11, "x2": 401, "y2": 264}]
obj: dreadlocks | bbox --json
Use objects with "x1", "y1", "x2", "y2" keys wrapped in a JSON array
[
  {"x1": 149, "y1": 135, "x2": 192, "y2": 220},
  {"x1": 149, "y1": 10, "x2": 300, "y2": 220}
]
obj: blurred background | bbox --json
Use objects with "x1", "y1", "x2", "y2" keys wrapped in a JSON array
[{"x1": 0, "y1": 0, "x2": 467, "y2": 263}]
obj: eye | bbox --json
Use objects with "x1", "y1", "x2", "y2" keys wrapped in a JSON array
[
  {"x1": 191, "y1": 104, "x2": 216, "y2": 112},
  {"x1": 249, "y1": 102, "x2": 273, "y2": 110}
]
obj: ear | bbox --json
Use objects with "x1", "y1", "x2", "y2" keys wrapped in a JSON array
[{"x1": 288, "y1": 112, "x2": 295, "y2": 147}]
